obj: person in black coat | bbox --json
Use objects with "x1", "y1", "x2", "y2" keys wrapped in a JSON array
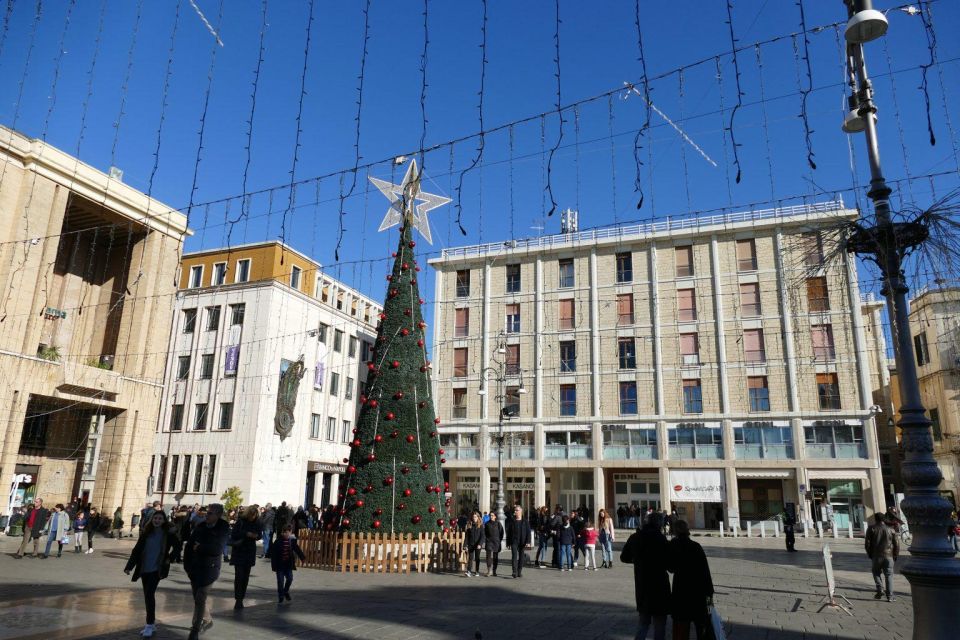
[
  {"x1": 124, "y1": 511, "x2": 177, "y2": 638},
  {"x1": 483, "y1": 512, "x2": 504, "y2": 577},
  {"x1": 268, "y1": 524, "x2": 306, "y2": 603},
  {"x1": 229, "y1": 505, "x2": 262, "y2": 609},
  {"x1": 15, "y1": 500, "x2": 50, "y2": 558},
  {"x1": 505, "y1": 506, "x2": 533, "y2": 578},
  {"x1": 463, "y1": 512, "x2": 485, "y2": 577},
  {"x1": 666, "y1": 520, "x2": 715, "y2": 640},
  {"x1": 620, "y1": 513, "x2": 670, "y2": 640},
  {"x1": 183, "y1": 504, "x2": 230, "y2": 640}
]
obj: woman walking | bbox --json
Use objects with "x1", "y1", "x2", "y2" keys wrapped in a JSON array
[
  {"x1": 41, "y1": 504, "x2": 70, "y2": 558},
  {"x1": 112, "y1": 506, "x2": 124, "y2": 539},
  {"x1": 269, "y1": 524, "x2": 305, "y2": 603},
  {"x1": 72, "y1": 510, "x2": 87, "y2": 553},
  {"x1": 598, "y1": 508, "x2": 615, "y2": 568},
  {"x1": 621, "y1": 513, "x2": 670, "y2": 640},
  {"x1": 86, "y1": 507, "x2": 103, "y2": 554},
  {"x1": 230, "y1": 505, "x2": 262, "y2": 609},
  {"x1": 124, "y1": 511, "x2": 176, "y2": 638},
  {"x1": 463, "y1": 512, "x2": 485, "y2": 577},
  {"x1": 667, "y1": 520, "x2": 715, "y2": 640},
  {"x1": 535, "y1": 506, "x2": 550, "y2": 567},
  {"x1": 483, "y1": 511, "x2": 504, "y2": 577},
  {"x1": 581, "y1": 519, "x2": 599, "y2": 571}
]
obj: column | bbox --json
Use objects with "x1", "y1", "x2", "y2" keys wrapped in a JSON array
[
  {"x1": 591, "y1": 421, "x2": 602, "y2": 462},
  {"x1": 328, "y1": 474, "x2": 341, "y2": 508},
  {"x1": 709, "y1": 235, "x2": 729, "y2": 413},
  {"x1": 589, "y1": 249, "x2": 601, "y2": 416},
  {"x1": 656, "y1": 420, "x2": 669, "y2": 461},
  {"x1": 659, "y1": 466, "x2": 672, "y2": 513},
  {"x1": 773, "y1": 230, "x2": 800, "y2": 411},
  {"x1": 594, "y1": 466, "x2": 606, "y2": 512},
  {"x1": 534, "y1": 256, "x2": 544, "y2": 419},
  {"x1": 535, "y1": 466, "x2": 546, "y2": 510},
  {"x1": 480, "y1": 466, "x2": 491, "y2": 514},
  {"x1": 721, "y1": 418, "x2": 735, "y2": 461},
  {"x1": 649, "y1": 247, "x2": 664, "y2": 415},
  {"x1": 480, "y1": 262, "x2": 492, "y2": 420},
  {"x1": 724, "y1": 466, "x2": 739, "y2": 528}
]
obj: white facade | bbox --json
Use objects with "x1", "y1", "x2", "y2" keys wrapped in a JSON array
[{"x1": 150, "y1": 276, "x2": 378, "y2": 508}]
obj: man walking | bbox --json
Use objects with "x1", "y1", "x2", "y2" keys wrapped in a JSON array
[
  {"x1": 865, "y1": 512, "x2": 899, "y2": 602},
  {"x1": 506, "y1": 505, "x2": 532, "y2": 578},
  {"x1": 260, "y1": 503, "x2": 275, "y2": 558},
  {"x1": 184, "y1": 503, "x2": 230, "y2": 640},
  {"x1": 15, "y1": 499, "x2": 49, "y2": 558}
]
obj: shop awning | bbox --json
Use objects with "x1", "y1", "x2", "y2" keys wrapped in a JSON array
[
  {"x1": 736, "y1": 469, "x2": 793, "y2": 479},
  {"x1": 806, "y1": 469, "x2": 869, "y2": 480}
]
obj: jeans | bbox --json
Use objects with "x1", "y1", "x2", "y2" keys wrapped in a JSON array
[
  {"x1": 190, "y1": 582, "x2": 212, "y2": 631},
  {"x1": 234, "y1": 564, "x2": 252, "y2": 601},
  {"x1": 467, "y1": 548, "x2": 481, "y2": 573},
  {"x1": 276, "y1": 569, "x2": 293, "y2": 596},
  {"x1": 872, "y1": 557, "x2": 894, "y2": 596},
  {"x1": 262, "y1": 528, "x2": 273, "y2": 556},
  {"x1": 536, "y1": 535, "x2": 549, "y2": 564},
  {"x1": 44, "y1": 534, "x2": 62, "y2": 557},
  {"x1": 636, "y1": 613, "x2": 666, "y2": 640},
  {"x1": 141, "y1": 572, "x2": 160, "y2": 624},
  {"x1": 559, "y1": 544, "x2": 573, "y2": 569},
  {"x1": 600, "y1": 538, "x2": 613, "y2": 564}
]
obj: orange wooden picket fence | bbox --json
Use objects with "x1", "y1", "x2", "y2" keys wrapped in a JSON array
[{"x1": 296, "y1": 529, "x2": 465, "y2": 574}]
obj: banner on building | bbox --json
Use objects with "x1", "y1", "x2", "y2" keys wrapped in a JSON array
[
  {"x1": 314, "y1": 343, "x2": 328, "y2": 390},
  {"x1": 224, "y1": 345, "x2": 240, "y2": 376},
  {"x1": 669, "y1": 469, "x2": 725, "y2": 503}
]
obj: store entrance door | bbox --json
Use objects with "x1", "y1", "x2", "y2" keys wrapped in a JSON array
[{"x1": 561, "y1": 491, "x2": 594, "y2": 515}]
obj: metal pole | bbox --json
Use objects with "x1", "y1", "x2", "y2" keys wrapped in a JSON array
[
  {"x1": 496, "y1": 357, "x2": 506, "y2": 524},
  {"x1": 844, "y1": 20, "x2": 960, "y2": 637}
]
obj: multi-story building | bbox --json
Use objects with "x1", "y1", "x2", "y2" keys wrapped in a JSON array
[
  {"x1": 0, "y1": 126, "x2": 188, "y2": 518},
  {"x1": 149, "y1": 241, "x2": 381, "y2": 508},
  {"x1": 429, "y1": 201, "x2": 887, "y2": 530},
  {"x1": 906, "y1": 286, "x2": 960, "y2": 508}
]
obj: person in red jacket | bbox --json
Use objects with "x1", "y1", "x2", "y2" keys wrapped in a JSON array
[
  {"x1": 581, "y1": 520, "x2": 599, "y2": 570},
  {"x1": 268, "y1": 524, "x2": 305, "y2": 603}
]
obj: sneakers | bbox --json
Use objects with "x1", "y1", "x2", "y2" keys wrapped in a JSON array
[
  {"x1": 140, "y1": 624, "x2": 155, "y2": 637},
  {"x1": 573, "y1": 562, "x2": 579, "y2": 567},
  {"x1": 464, "y1": 571, "x2": 472, "y2": 577},
  {"x1": 200, "y1": 620, "x2": 213, "y2": 633},
  {"x1": 85, "y1": 549, "x2": 94, "y2": 554},
  {"x1": 284, "y1": 592, "x2": 291, "y2": 602},
  {"x1": 874, "y1": 592, "x2": 883, "y2": 600},
  {"x1": 887, "y1": 595, "x2": 896, "y2": 602}
]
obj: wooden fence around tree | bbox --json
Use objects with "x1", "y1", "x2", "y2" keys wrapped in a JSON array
[{"x1": 296, "y1": 530, "x2": 466, "y2": 574}]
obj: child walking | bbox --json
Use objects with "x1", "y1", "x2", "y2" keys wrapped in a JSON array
[
  {"x1": 268, "y1": 525, "x2": 305, "y2": 603},
  {"x1": 581, "y1": 519, "x2": 599, "y2": 570},
  {"x1": 73, "y1": 511, "x2": 88, "y2": 553}
]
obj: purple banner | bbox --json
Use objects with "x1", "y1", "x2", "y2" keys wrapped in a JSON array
[
  {"x1": 314, "y1": 362, "x2": 325, "y2": 390},
  {"x1": 224, "y1": 345, "x2": 240, "y2": 376}
]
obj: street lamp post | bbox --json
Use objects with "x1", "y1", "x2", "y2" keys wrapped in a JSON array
[{"x1": 841, "y1": 2, "x2": 960, "y2": 636}]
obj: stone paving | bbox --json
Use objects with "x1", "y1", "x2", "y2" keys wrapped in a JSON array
[{"x1": 0, "y1": 531, "x2": 913, "y2": 639}]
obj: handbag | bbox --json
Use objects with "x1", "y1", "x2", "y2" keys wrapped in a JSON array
[
  {"x1": 702, "y1": 605, "x2": 726, "y2": 640},
  {"x1": 60, "y1": 535, "x2": 71, "y2": 544}
]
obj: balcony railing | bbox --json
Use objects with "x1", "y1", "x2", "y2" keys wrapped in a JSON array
[
  {"x1": 545, "y1": 444, "x2": 593, "y2": 459},
  {"x1": 735, "y1": 444, "x2": 795, "y2": 460},
  {"x1": 603, "y1": 444, "x2": 658, "y2": 460},
  {"x1": 804, "y1": 442, "x2": 867, "y2": 459},
  {"x1": 488, "y1": 444, "x2": 535, "y2": 460},
  {"x1": 448, "y1": 447, "x2": 480, "y2": 460},
  {"x1": 668, "y1": 444, "x2": 724, "y2": 460}
]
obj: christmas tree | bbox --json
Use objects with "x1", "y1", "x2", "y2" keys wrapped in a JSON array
[{"x1": 335, "y1": 162, "x2": 450, "y2": 534}]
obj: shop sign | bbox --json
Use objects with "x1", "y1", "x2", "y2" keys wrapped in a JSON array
[
  {"x1": 458, "y1": 482, "x2": 480, "y2": 490},
  {"x1": 309, "y1": 462, "x2": 346, "y2": 474},
  {"x1": 506, "y1": 482, "x2": 535, "y2": 491},
  {"x1": 669, "y1": 469, "x2": 724, "y2": 503}
]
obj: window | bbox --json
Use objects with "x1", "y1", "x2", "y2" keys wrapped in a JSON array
[
  {"x1": 345, "y1": 377, "x2": 354, "y2": 400},
  {"x1": 807, "y1": 277, "x2": 829, "y2": 312},
  {"x1": 235, "y1": 259, "x2": 251, "y2": 283},
  {"x1": 682, "y1": 379, "x2": 703, "y2": 413},
  {"x1": 453, "y1": 348, "x2": 468, "y2": 377},
  {"x1": 181, "y1": 455, "x2": 192, "y2": 491},
  {"x1": 205, "y1": 455, "x2": 216, "y2": 493},
  {"x1": 506, "y1": 344, "x2": 520, "y2": 376},
  {"x1": 212, "y1": 262, "x2": 227, "y2": 286},
  {"x1": 452, "y1": 388, "x2": 467, "y2": 419},
  {"x1": 560, "y1": 341, "x2": 576, "y2": 373},
  {"x1": 743, "y1": 329, "x2": 766, "y2": 363},
  {"x1": 505, "y1": 386, "x2": 521, "y2": 413},
  {"x1": 199, "y1": 354, "x2": 214, "y2": 379},
  {"x1": 361, "y1": 341, "x2": 372, "y2": 363},
  {"x1": 739, "y1": 283, "x2": 761, "y2": 317},
  {"x1": 176, "y1": 356, "x2": 191, "y2": 380},
  {"x1": 194, "y1": 403, "x2": 209, "y2": 430},
  {"x1": 168, "y1": 456, "x2": 179, "y2": 492},
  {"x1": 456, "y1": 270, "x2": 470, "y2": 298},
  {"x1": 156, "y1": 455, "x2": 167, "y2": 492},
  {"x1": 310, "y1": 414, "x2": 320, "y2": 439},
  {"x1": 617, "y1": 293, "x2": 634, "y2": 326},
  {"x1": 334, "y1": 329, "x2": 344, "y2": 353},
  {"x1": 218, "y1": 402, "x2": 233, "y2": 430},
  {"x1": 336, "y1": 293, "x2": 344, "y2": 311},
  {"x1": 321, "y1": 285, "x2": 330, "y2": 303},
  {"x1": 812, "y1": 325, "x2": 836, "y2": 361},
  {"x1": 505, "y1": 304, "x2": 520, "y2": 334},
  {"x1": 205, "y1": 306, "x2": 220, "y2": 331},
  {"x1": 183, "y1": 309, "x2": 197, "y2": 333},
  {"x1": 506, "y1": 264, "x2": 521, "y2": 293},
  {"x1": 929, "y1": 408, "x2": 942, "y2": 441},
  {"x1": 748, "y1": 377, "x2": 770, "y2": 412},
  {"x1": 619, "y1": 382, "x2": 638, "y2": 415},
  {"x1": 680, "y1": 333, "x2": 699, "y2": 365},
  {"x1": 193, "y1": 455, "x2": 204, "y2": 492},
  {"x1": 559, "y1": 299, "x2": 575, "y2": 330},
  {"x1": 677, "y1": 289, "x2": 696, "y2": 322},
  {"x1": 455, "y1": 308, "x2": 470, "y2": 337},
  {"x1": 189, "y1": 265, "x2": 203, "y2": 288},
  {"x1": 169, "y1": 404, "x2": 184, "y2": 432},
  {"x1": 618, "y1": 337, "x2": 636, "y2": 370},
  {"x1": 230, "y1": 303, "x2": 245, "y2": 326},
  {"x1": 290, "y1": 265, "x2": 302, "y2": 289},
  {"x1": 349, "y1": 336, "x2": 358, "y2": 358},
  {"x1": 816, "y1": 373, "x2": 841, "y2": 410},
  {"x1": 326, "y1": 417, "x2": 337, "y2": 441},
  {"x1": 558, "y1": 259, "x2": 574, "y2": 288},
  {"x1": 736, "y1": 239, "x2": 757, "y2": 272},
  {"x1": 317, "y1": 323, "x2": 328, "y2": 344},
  {"x1": 675, "y1": 246, "x2": 694, "y2": 277},
  {"x1": 914, "y1": 332, "x2": 930, "y2": 366},
  {"x1": 616, "y1": 252, "x2": 633, "y2": 283},
  {"x1": 560, "y1": 384, "x2": 577, "y2": 416},
  {"x1": 330, "y1": 372, "x2": 340, "y2": 396},
  {"x1": 341, "y1": 420, "x2": 352, "y2": 443},
  {"x1": 804, "y1": 421, "x2": 863, "y2": 450},
  {"x1": 801, "y1": 232, "x2": 823, "y2": 267}
]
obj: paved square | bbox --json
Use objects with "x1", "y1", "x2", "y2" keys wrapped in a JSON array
[{"x1": 0, "y1": 532, "x2": 913, "y2": 639}]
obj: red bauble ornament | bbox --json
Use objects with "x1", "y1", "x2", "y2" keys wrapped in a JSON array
[
  {"x1": 418, "y1": 298, "x2": 424, "y2": 304},
  {"x1": 352, "y1": 439, "x2": 361, "y2": 447},
  {"x1": 375, "y1": 508, "x2": 383, "y2": 516},
  {"x1": 367, "y1": 362, "x2": 376, "y2": 371},
  {"x1": 385, "y1": 412, "x2": 396, "y2": 421},
  {"x1": 352, "y1": 428, "x2": 358, "y2": 434},
  {"x1": 389, "y1": 288, "x2": 398, "y2": 298},
  {"x1": 434, "y1": 418, "x2": 441, "y2": 425},
  {"x1": 379, "y1": 312, "x2": 387, "y2": 320},
  {"x1": 364, "y1": 484, "x2": 373, "y2": 493},
  {"x1": 391, "y1": 360, "x2": 400, "y2": 368},
  {"x1": 343, "y1": 458, "x2": 350, "y2": 463},
  {"x1": 440, "y1": 458, "x2": 446, "y2": 463},
  {"x1": 394, "y1": 391, "x2": 404, "y2": 400},
  {"x1": 418, "y1": 321, "x2": 427, "y2": 329},
  {"x1": 437, "y1": 519, "x2": 445, "y2": 527},
  {"x1": 426, "y1": 485, "x2": 434, "y2": 493},
  {"x1": 428, "y1": 505, "x2": 436, "y2": 513},
  {"x1": 341, "y1": 518, "x2": 351, "y2": 527},
  {"x1": 347, "y1": 488, "x2": 357, "y2": 496},
  {"x1": 374, "y1": 434, "x2": 383, "y2": 443},
  {"x1": 359, "y1": 395, "x2": 367, "y2": 404},
  {"x1": 409, "y1": 241, "x2": 416, "y2": 248},
  {"x1": 435, "y1": 486, "x2": 442, "y2": 494},
  {"x1": 401, "y1": 328, "x2": 410, "y2": 336},
  {"x1": 421, "y1": 463, "x2": 429, "y2": 470},
  {"x1": 403, "y1": 308, "x2": 411, "y2": 316},
  {"x1": 368, "y1": 399, "x2": 378, "y2": 408},
  {"x1": 429, "y1": 431, "x2": 437, "y2": 438},
  {"x1": 397, "y1": 503, "x2": 406, "y2": 511},
  {"x1": 383, "y1": 477, "x2": 394, "y2": 487},
  {"x1": 347, "y1": 465, "x2": 357, "y2": 474},
  {"x1": 402, "y1": 262, "x2": 409, "y2": 270},
  {"x1": 391, "y1": 252, "x2": 397, "y2": 258},
  {"x1": 403, "y1": 488, "x2": 412, "y2": 497},
  {"x1": 366, "y1": 453, "x2": 376, "y2": 462},
  {"x1": 415, "y1": 266, "x2": 421, "y2": 272},
  {"x1": 443, "y1": 482, "x2": 449, "y2": 489},
  {"x1": 372, "y1": 520, "x2": 382, "y2": 529},
  {"x1": 438, "y1": 449, "x2": 445, "y2": 455},
  {"x1": 386, "y1": 275, "x2": 392, "y2": 281},
  {"x1": 405, "y1": 434, "x2": 415, "y2": 443},
  {"x1": 390, "y1": 430, "x2": 400, "y2": 438},
  {"x1": 401, "y1": 466, "x2": 410, "y2": 474},
  {"x1": 417, "y1": 339, "x2": 424, "y2": 347},
  {"x1": 419, "y1": 401, "x2": 427, "y2": 408},
  {"x1": 419, "y1": 365, "x2": 427, "y2": 372},
  {"x1": 412, "y1": 515, "x2": 422, "y2": 524},
  {"x1": 354, "y1": 500, "x2": 364, "y2": 508}
]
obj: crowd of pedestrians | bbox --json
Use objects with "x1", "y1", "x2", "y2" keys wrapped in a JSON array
[{"x1": 12, "y1": 499, "x2": 108, "y2": 559}]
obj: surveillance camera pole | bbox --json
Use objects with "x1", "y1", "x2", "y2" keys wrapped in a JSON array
[{"x1": 842, "y1": 4, "x2": 960, "y2": 636}]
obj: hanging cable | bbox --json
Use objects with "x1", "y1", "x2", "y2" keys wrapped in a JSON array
[
  {"x1": 753, "y1": 44, "x2": 777, "y2": 202},
  {"x1": 631, "y1": 0, "x2": 652, "y2": 210},
  {"x1": 454, "y1": 0, "x2": 487, "y2": 236},
  {"x1": 795, "y1": 0, "x2": 817, "y2": 170},
  {"x1": 723, "y1": 0, "x2": 745, "y2": 183},
  {"x1": 544, "y1": 0, "x2": 563, "y2": 217}
]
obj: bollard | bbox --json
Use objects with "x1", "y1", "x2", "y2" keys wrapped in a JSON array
[
  {"x1": 862, "y1": 523, "x2": 868, "y2": 537},
  {"x1": 832, "y1": 520, "x2": 839, "y2": 539},
  {"x1": 816, "y1": 522, "x2": 823, "y2": 538},
  {"x1": 720, "y1": 521, "x2": 725, "y2": 538},
  {"x1": 733, "y1": 524, "x2": 739, "y2": 538},
  {"x1": 848, "y1": 522, "x2": 854, "y2": 539},
  {"x1": 760, "y1": 522, "x2": 766, "y2": 538},
  {"x1": 774, "y1": 521, "x2": 780, "y2": 538},
  {"x1": 747, "y1": 521, "x2": 752, "y2": 537},
  {"x1": 803, "y1": 520, "x2": 809, "y2": 538}
]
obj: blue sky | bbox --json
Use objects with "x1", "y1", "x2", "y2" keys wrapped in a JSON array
[{"x1": 1, "y1": 0, "x2": 958, "y2": 304}]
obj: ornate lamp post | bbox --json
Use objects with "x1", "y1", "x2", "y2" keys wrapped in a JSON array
[{"x1": 841, "y1": 2, "x2": 960, "y2": 636}]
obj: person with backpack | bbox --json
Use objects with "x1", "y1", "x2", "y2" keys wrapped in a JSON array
[
  {"x1": 269, "y1": 524, "x2": 306, "y2": 603},
  {"x1": 667, "y1": 520, "x2": 715, "y2": 639}
]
